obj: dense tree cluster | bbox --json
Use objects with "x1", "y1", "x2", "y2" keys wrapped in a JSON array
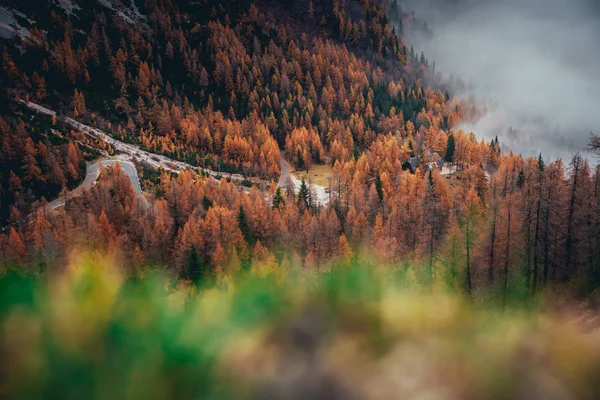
[
  {"x1": 0, "y1": 110, "x2": 88, "y2": 224},
  {"x1": 1, "y1": 0, "x2": 476, "y2": 178},
  {"x1": 3, "y1": 150, "x2": 600, "y2": 296},
  {"x1": 1, "y1": 1, "x2": 599, "y2": 297}
]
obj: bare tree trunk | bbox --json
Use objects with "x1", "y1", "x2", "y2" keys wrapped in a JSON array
[
  {"x1": 466, "y1": 218, "x2": 472, "y2": 294},
  {"x1": 565, "y1": 157, "x2": 581, "y2": 282},
  {"x1": 532, "y1": 183, "x2": 543, "y2": 295},
  {"x1": 429, "y1": 210, "x2": 435, "y2": 285},
  {"x1": 523, "y1": 183, "x2": 532, "y2": 293},
  {"x1": 489, "y1": 202, "x2": 497, "y2": 284},
  {"x1": 542, "y1": 203, "x2": 550, "y2": 285},
  {"x1": 591, "y1": 170, "x2": 600, "y2": 287},
  {"x1": 504, "y1": 199, "x2": 512, "y2": 307}
]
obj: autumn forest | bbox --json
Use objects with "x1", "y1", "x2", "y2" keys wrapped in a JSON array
[{"x1": 1, "y1": 0, "x2": 600, "y2": 398}]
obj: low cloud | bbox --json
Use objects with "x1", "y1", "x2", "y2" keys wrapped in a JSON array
[{"x1": 398, "y1": 0, "x2": 600, "y2": 160}]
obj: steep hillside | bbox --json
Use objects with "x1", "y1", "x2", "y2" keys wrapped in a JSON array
[
  {"x1": 2, "y1": 3, "x2": 600, "y2": 399},
  {"x1": 1, "y1": 0, "x2": 599, "y2": 301},
  {"x1": 1, "y1": 0, "x2": 473, "y2": 177}
]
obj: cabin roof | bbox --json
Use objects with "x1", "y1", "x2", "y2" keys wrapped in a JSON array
[
  {"x1": 408, "y1": 157, "x2": 419, "y2": 170},
  {"x1": 403, "y1": 151, "x2": 444, "y2": 173}
]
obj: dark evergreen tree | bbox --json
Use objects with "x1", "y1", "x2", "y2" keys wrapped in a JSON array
[
  {"x1": 297, "y1": 149, "x2": 305, "y2": 171},
  {"x1": 185, "y1": 245, "x2": 204, "y2": 284},
  {"x1": 419, "y1": 52, "x2": 426, "y2": 66},
  {"x1": 272, "y1": 187, "x2": 285, "y2": 210},
  {"x1": 445, "y1": 134, "x2": 455, "y2": 163},
  {"x1": 375, "y1": 173, "x2": 384, "y2": 203},
  {"x1": 202, "y1": 195, "x2": 213, "y2": 210},
  {"x1": 237, "y1": 205, "x2": 252, "y2": 244},
  {"x1": 516, "y1": 169, "x2": 525, "y2": 189},
  {"x1": 298, "y1": 178, "x2": 310, "y2": 210}
]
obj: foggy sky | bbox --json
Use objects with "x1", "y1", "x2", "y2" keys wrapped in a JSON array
[{"x1": 399, "y1": 0, "x2": 600, "y2": 160}]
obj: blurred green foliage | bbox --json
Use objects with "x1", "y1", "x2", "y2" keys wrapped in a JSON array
[{"x1": 0, "y1": 254, "x2": 599, "y2": 399}]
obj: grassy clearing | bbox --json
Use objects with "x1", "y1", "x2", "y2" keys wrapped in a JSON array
[{"x1": 291, "y1": 163, "x2": 334, "y2": 187}]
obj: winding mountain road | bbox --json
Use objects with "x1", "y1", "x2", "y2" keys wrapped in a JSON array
[
  {"x1": 21, "y1": 100, "x2": 248, "y2": 182},
  {"x1": 3, "y1": 102, "x2": 335, "y2": 233},
  {"x1": 46, "y1": 160, "x2": 144, "y2": 211},
  {"x1": 0, "y1": 159, "x2": 143, "y2": 232},
  {"x1": 20, "y1": 100, "x2": 330, "y2": 207}
]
